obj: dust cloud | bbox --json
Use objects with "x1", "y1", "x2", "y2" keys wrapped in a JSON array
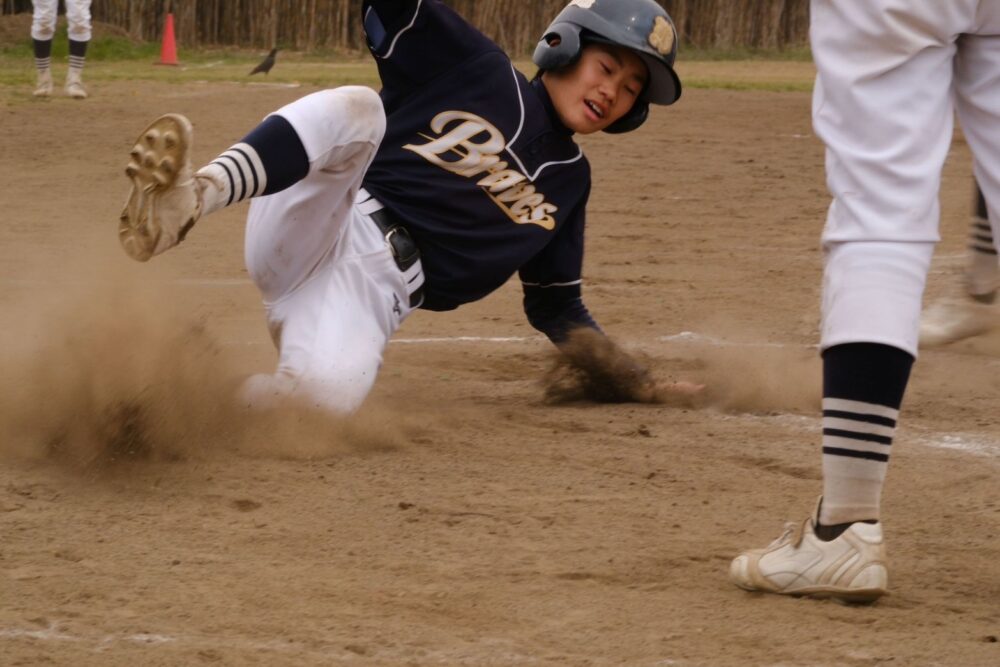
[
  {"x1": 0, "y1": 247, "x2": 404, "y2": 471},
  {"x1": 697, "y1": 344, "x2": 821, "y2": 414}
]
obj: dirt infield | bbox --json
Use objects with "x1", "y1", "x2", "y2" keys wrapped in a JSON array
[{"x1": 1, "y1": 67, "x2": 998, "y2": 666}]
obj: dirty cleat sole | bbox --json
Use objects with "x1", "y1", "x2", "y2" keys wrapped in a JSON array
[{"x1": 119, "y1": 114, "x2": 198, "y2": 262}]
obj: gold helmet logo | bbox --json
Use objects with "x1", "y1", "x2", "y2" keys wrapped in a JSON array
[{"x1": 648, "y1": 15, "x2": 675, "y2": 55}]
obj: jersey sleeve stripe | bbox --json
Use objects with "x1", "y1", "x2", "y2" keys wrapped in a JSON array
[{"x1": 373, "y1": 0, "x2": 424, "y2": 60}]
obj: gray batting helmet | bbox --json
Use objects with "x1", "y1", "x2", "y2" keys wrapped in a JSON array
[{"x1": 533, "y1": 0, "x2": 682, "y2": 133}]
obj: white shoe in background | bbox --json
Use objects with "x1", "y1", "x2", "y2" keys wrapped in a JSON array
[
  {"x1": 919, "y1": 297, "x2": 998, "y2": 348},
  {"x1": 64, "y1": 69, "x2": 88, "y2": 99},
  {"x1": 33, "y1": 68, "x2": 53, "y2": 97}
]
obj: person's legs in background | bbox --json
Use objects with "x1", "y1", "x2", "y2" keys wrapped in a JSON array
[
  {"x1": 30, "y1": 0, "x2": 57, "y2": 97},
  {"x1": 730, "y1": 0, "x2": 961, "y2": 602},
  {"x1": 64, "y1": 0, "x2": 93, "y2": 99}
]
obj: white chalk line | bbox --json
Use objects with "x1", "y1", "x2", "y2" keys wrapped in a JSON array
[
  {"x1": 1, "y1": 278, "x2": 254, "y2": 287},
  {"x1": 0, "y1": 622, "x2": 556, "y2": 664},
  {"x1": 729, "y1": 412, "x2": 1000, "y2": 460},
  {"x1": 393, "y1": 335, "x2": 538, "y2": 344}
]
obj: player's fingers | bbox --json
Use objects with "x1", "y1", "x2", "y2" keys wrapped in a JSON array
[
  {"x1": 650, "y1": 380, "x2": 706, "y2": 407},
  {"x1": 663, "y1": 381, "x2": 705, "y2": 396}
]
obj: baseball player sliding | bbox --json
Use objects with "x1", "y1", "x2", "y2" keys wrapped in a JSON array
[
  {"x1": 31, "y1": 0, "x2": 91, "y2": 98},
  {"x1": 731, "y1": 0, "x2": 1000, "y2": 602},
  {"x1": 117, "y1": 0, "x2": 699, "y2": 413}
]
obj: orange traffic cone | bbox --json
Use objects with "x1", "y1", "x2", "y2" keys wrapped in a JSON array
[{"x1": 156, "y1": 13, "x2": 180, "y2": 66}]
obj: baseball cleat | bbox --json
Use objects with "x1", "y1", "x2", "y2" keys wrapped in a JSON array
[
  {"x1": 119, "y1": 114, "x2": 201, "y2": 261},
  {"x1": 730, "y1": 500, "x2": 888, "y2": 603},
  {"x1": 919, "y1": 297, "x2": 998, "y2": 348},
  {"x1": 64, "y1": 70, "x2": 87, "y2": 99},
  {"x1": 33, "y1": 69, "x2": 52, "y2": 97}
]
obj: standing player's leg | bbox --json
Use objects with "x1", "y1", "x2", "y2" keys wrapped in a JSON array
[
  {"x1": 64, "y1": 0, "x2": 93, "y2": 99},
  {"x1": 30, "y1": 0, "x2": 57, "y2": 97},
  {"x1": 919, "y1": 183, "x2": 999, "y2": 347},
  {"x1": 953, "y1": 19, "x2": 1000, "y2": 317},
  {"x1": 730, "y1": 0, "x2": 957, "y2": 602}
]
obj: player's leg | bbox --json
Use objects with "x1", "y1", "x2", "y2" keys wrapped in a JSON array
[
  {"x1": 30, "y1": 0, "x2": 57, "y2": 97},
  {"x1": 118, "y1": 86, "x2": 379, "y2": 262},
  {"x1": 919, "y1": 183, "x2": 999, "y2": 347},
  {"x1": 239, "y1": 200, "x2": 422, "y2": 413},
  {"x1": 234, "y1": 88, "x2": 415, "y2": 411},
  {"x1": 241, "y1": 88, "x2": 388, "y2": 300},
  {"x1": 938, "y1": 22, "x2": 1000, "y2": 344},
  {"x1": 64, "y1": 0, "x2": 93, "y2": 99},
  {"x1": 731, "y1": 0, "x2": 959, "y2": 602},
  {"x1": 964, "y1": 187, "x2": 997, "y2": 297}
]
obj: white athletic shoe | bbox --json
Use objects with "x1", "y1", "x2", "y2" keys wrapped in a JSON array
[
  {"x1": 119, "y1": 114, "x2": 202, "y2": 262},
  {"x1": 64, "y1": 70, "x2": 87, "y2": 99},
  {"x1": 33, "y1": 68, "x2": 53, "y2": 97},
  {"x1": 919, "y1": 297, "x2": 998, "y2": 348},
  {"x1": 730, "y1": 500, "x2": 888, "y2": 603}
]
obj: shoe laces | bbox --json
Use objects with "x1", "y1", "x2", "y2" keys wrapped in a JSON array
[{"x1": 770, "y1": 518, "x2": 809, "y2": 549}]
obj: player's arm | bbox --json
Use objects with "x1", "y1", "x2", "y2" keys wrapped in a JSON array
[
  {"x1": 362, "y1": 0, "x2": 500, "y2": 93},
  {"x1": 520, "y1": 198, "x2": 703, "y2": 403},
  {"x1": 522, "y1": 282, "x2": 600, "y2": 344},
  {"x1": 518, "y1": 187, "x2": 601, "y2": 345}
]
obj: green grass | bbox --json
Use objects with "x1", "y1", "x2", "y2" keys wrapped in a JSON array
[
  {"x1": 1, "y1": 33, "x2": 159, "y2": 60},
  {"x1": 679, "y1": 45, "x2": 813, "y2": 62},
  {"x1": 0, "y1": 40, "x2": 813, "y2": 92},
  {"x1": 682, "y1": 78, "x2": 813, "y2": 93}
]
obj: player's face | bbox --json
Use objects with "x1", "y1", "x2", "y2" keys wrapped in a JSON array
[{"x1": 543, "y1": 43, "x2": 648, "y2": 134}]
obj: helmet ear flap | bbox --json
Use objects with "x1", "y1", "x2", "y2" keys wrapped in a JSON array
[
  {"x1": 603, "y1": 101, "x2": 649, "y2": 134},
  {"x1": 532, "y1": 23, "x2": 583, "y2": 70}
]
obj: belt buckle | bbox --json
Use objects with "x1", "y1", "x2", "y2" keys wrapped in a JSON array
[{"x1": 385, "y1": 225, "x2": 418, "y2": 270}]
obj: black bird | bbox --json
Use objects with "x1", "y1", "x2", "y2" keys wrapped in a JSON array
[{"x1": 250, "y1": 48, "x2": 278, "y2": 76}]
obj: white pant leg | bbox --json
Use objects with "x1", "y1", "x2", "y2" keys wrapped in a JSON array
[
  {"x1": 242, "y1": 203, "x2": 421, "y2": 413},
  {"x1": 65, "y1": 0, "x2": 92, "y2": 42},
  {"x1": 240, "y1": 87, "x2": 423, "y2": 413},
  {"x1": 31, "y1": 0, "x2": 58, "y2": 41},
  {"x1": 245, "y1": 86, "x2": 386, "y2": 302},
  {"x1": 954, "y1": 6, "x2": 1000, "y2": 252},
  {"x1": 810, "y1": 0, "x2": 976, "y2": 356}
]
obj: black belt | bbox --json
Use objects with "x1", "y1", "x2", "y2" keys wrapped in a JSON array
[{"x1": 369, "y1": 207, "x2": 424, "y2": 308}]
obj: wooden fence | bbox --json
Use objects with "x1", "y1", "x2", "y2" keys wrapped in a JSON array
[{"x1": 1, "y1": 0, "x2": 810, "y2": 53}]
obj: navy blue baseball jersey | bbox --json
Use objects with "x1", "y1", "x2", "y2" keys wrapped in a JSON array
[{"x1": 360, "y1": 0, "x2": 599, "y2": 342}]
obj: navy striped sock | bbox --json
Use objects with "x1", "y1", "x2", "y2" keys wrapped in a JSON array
[
  {"x1": 33, "y1": 38, "x2": 52, "y2": 71},
  {"x1": 68, "y1": 39, "x2": 87, "y2": 72},
  {"x1": 239, "y1": 115, "x2": 309, "y2": 195},
  {"x1": 819, "y1": 343, "x2": 913, "y2": 527},
  {"x1": 196, "y1": 115, "x2": 309, "y2": 215},
  {"x1": 968, "y1": 184, "x2": 997, "y2": 301}
]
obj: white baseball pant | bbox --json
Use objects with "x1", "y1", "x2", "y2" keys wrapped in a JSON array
[
  {"x1": 32, "y1": 0, "x2": 92, "y2": 42},
  {"x1": 812, "y1": 0, "x2": 1000, "y2": 356},
  {"x1": 239, "y1": 87, "x2": 424, "y2": 413}
]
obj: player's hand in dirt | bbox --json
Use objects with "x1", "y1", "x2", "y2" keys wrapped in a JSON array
[{"x1": 543, "y1": 327, "x2": 704, "y2": 405}]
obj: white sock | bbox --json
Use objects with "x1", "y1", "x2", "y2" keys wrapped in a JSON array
[
  {"x1": 195, "y1": 142, "x2": 268, "y2": 216},
  {"x1": 819, "y1": 397, "x2": 897, "y2": 525}
]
